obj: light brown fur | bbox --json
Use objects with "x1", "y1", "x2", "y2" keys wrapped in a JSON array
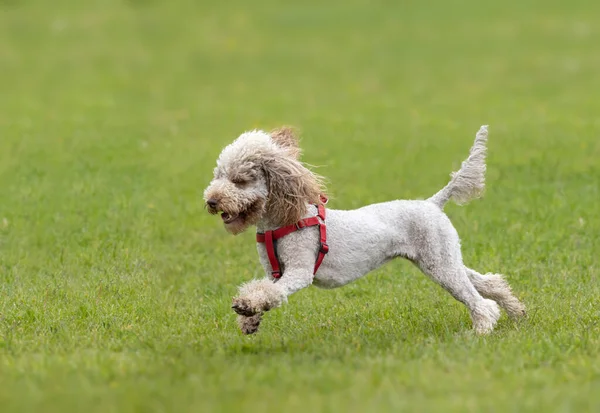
[
  {"x1": 204, "y1": 128, "x2": 327, "y2": 233},
  {"x1": 237, "y1": 313, "x2": 262, "y2": 335},
  {"x1": 265, "y1": 127, "x2": 326, "y2": 226},
  {"x1": 263, "y1": 150, "x2": 326, "y2": 227},
  {"x1": 270, "y1": 127, "x2": 301, "y2": 159}
]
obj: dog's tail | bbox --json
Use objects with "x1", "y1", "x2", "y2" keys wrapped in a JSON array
[{"x1": 428, "y1": 125, "x2": 488, "y2": 209}]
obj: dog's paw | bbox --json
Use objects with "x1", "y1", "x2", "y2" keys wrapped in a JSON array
[
  {"x1": 232, "y1": 297, "x2": 258, "y2": 317},
  {"x1": 505, "y1": 300, "x2": 527, "y2": 320},
  {"x1": 237, "y1": 313, "x2": 262, "y2": 335}
]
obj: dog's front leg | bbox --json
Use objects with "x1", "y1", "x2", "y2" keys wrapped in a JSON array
[{"x1": 232, "y1": 270, "x2": 313, "y2": 334}]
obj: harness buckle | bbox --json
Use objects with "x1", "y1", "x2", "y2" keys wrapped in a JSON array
[
  {"x1": 295, "y1": 220, "x2": 306, "y2": 230},
  {"x1": 319, "y1": 242, "x2": 329, "y2": 254}
]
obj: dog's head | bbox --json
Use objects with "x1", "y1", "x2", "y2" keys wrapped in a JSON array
[{"x1": 203, "y1": 127, "x2": 325, "y2": 234}]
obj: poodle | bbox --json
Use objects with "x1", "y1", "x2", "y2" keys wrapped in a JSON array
[{"x1": 203, "y1": 125, "x2": 526, "y2": 335}]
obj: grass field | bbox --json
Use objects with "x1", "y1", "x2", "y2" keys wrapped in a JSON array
[{"x1": 1, "y1": 0, "x2": 599, "y2": 411}]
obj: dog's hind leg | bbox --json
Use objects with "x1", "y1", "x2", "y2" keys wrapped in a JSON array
[
  {"x1": 465, "y1": 268, "x2": 526, "y2": 319},
  {"x1": 417, "y1": 260, "x2": 501, "y2": 334}
]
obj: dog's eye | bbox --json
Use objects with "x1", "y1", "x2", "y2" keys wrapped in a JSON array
[
  {"x1": 231, "y1": 177, "x2": 249, "y2": 186},
  {"x1": 231, "y1": 172, "x2": 257, "y2": 187}
]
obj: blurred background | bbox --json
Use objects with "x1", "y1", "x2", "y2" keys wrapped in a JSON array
[{"x1": 0, "y1": 0, "x2": 598, "y2": 411}]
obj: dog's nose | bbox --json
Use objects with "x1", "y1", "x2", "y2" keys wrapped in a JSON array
[{"x1": 206, "y1": 199, "x2": 218, "y2": 209}]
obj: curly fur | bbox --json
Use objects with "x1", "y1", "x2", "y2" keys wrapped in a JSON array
[
  {"x1": 204, "y1": 125, "x2": 526, "y2": 335},
  {"x1": 466, "y1": 270, "x2": 527, "y2": 319},
  {"x1": 263, "y1": 148, "x2": 325, "y2": 227},
  {"x1": 237, "y1": 313, "x2": 262, "y2": 335},
  {"x1": 470, "y1": 299, "x2": 501, "y2": 335},
  {"x1": 429, "y1": 125, "x2": 488, "y2": 207},
  {"x1": 203, "y1": 130, "x2": 325, "y2": 233},
  {"x1": 234, "y1": 278, "x2": 286, "y2": 312},
  {"x1": 270, "y1": 126, "x2": 301, "y2": 159}
]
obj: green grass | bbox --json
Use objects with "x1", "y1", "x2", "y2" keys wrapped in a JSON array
[{"x1": 1, "y1": 0, "x2": 599, "y2": 411}]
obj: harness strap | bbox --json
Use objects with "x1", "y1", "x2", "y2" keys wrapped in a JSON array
[
  {"x1": 256, "y1": 198, "x2": 329, "y2": 279},
  {"x1": 255, "y1": 217, "x2": 320, "y2": 243},
  {"x1": 313, "y1": 202, "x2": 328, "y2": 273},
  {"x1": 264, "y1": 230, "x2": 280, "y2": 278}
]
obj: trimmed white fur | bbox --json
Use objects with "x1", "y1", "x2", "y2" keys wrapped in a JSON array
[{"x1": 204, "y1": 126, "x2": 526, "y2": 335}]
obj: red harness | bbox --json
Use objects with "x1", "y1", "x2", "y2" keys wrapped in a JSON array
[{"x1": 256, "y1": 197, "x2": 329, "y2": 279}]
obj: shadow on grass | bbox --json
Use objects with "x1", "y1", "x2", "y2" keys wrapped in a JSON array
[{"x1": 216, "y1": 310, "x2": 528, "y2": 359}]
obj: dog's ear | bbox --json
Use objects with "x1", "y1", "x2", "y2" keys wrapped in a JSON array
[
  {"x1": 263, "y1": 155, "x2": 325, "y2": 226},
  {"x1": 270, "y1": 127, "x2": 301, "y2": 159}
]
